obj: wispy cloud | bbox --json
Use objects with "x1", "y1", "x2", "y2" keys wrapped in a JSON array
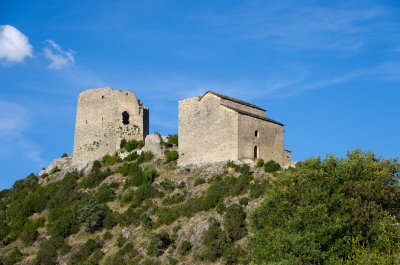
[
  {"x1": 0, "y1": 101, "x2": 46, "y2": 167},
  {"x1": 0, "y1": 25, "x2": 33, "y2": 63},
  {"x1": 44, "y1": 40, "x2": 75, "y2": 70},
  {"x1": 196, "y1": 2, "x2": 398, "y2": 52}
]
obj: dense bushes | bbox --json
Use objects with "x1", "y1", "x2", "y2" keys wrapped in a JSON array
[
  {"x1": 147, "y1": 231, "x2": 172, "y2": 256},
  {"x1": 263, "y1": 159, "x2": 281, "y2": 173},
  {"x1": 68, "y1": 238, "x2": 104, "y2": 265},
  {"x1": 120, "y1": 139, "x2": 144, "y2": 151},
  {"x1": 165, "y1": 150, "x2": 179, "y2": 162},
  {"x1": 250, "y1": 150, "x2": 400, "y2": 264},
  {"x1": 224, "y1": 204, "x2": 247, "y2": 241},
  {"x1": 178, "y1": 240, "x2": 192, "y2": 256},
  {"x1": 80, "y1": 161, "x2": 111, "y2": 189},
  {"x1": 101, "y1": 153, "x2": 122, "y2": 166}
]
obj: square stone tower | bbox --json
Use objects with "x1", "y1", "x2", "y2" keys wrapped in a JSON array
[
  {"x1": 72, "y1": 87, "x2": 149, "y2": 165},
  {"x1": 178, "y1": 91, "x2": 291, "y2": 166}
]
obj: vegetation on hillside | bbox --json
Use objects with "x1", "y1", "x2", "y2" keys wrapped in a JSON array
[{"x1": 0, "y1": 148, "x2": 399, "y2": 264}]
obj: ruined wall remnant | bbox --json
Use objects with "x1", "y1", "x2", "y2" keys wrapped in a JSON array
[
  {"x1": 178, "y1": 91, "x2": 290, "y2": 166},
  {"x1": 72, "y1": 87, "x2": 149, "y2": 165}
]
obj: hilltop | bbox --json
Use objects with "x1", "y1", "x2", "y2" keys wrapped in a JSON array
[{"x1": 0, "y1": 138, "x2": 399, "y2": 264}]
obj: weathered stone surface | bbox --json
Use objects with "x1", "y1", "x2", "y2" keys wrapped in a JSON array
[
  {"x1": 143, "y1": 134, "x2": 164, "y2": 156},
  {"x1": 38, "y1": 156, "x2": 92, "y2": 184},
  {"x1": 178, "y1": 91, "x2": 291, "y2": 166},
  {"x1": 72, "y1": 87, "x2": 149, "y2": 165}
]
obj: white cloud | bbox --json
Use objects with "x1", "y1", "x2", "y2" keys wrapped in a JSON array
[
  {"x1": 0, "y1": 101, "x2": 46, "y2": 167},
  {"x1": 0, "y1": 25, "x2": 33, "y2": 63},
  {"x1": 44, "y1": 40, "x2": 75, "y2": 70}
]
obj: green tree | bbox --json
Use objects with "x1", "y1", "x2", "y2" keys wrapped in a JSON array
[{"x1": 250, "y1": 150, "x2": 400, "y2": 264}]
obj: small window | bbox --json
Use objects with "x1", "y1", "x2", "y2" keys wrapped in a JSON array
[
  {"x1": 122, "y1": 111, "x2": 130, "y2": 125},
  {"x1": 125, "y1": 93, "x2": 129, "y2": 96},
  {"x1": 101, "y1": 95, "x2": 104, "y2": 99},
  {"x1": 255, "y1": 130, "x2": 259, "y2": 137},
  {"x1": 253, "y1": 146, "x2": 258, "y2": 159}
]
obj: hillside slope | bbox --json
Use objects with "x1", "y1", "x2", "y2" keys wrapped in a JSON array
[{"x1": 1, "y1": 145, "x2": 399, "y2": 265}]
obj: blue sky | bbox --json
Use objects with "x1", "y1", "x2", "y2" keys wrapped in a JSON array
[{"x1": 0, "y1": 0, "x2": 399, "y2": 189}]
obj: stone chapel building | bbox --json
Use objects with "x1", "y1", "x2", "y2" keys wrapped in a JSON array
[{"x1": 178, "y1": 91, "x2": 291, "y2": 166}]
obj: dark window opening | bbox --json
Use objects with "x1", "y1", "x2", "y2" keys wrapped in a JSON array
[
  {"x1": 254, "y1": 146, "x2": 258, "y2": 159},
  {"x1": 122, "y1": 111, "x2": 130, "y2": 125},
  {"x1": 255, "y1": 130, "x2": 259, "y2": 137},
  {"x1": 101, "y1": 95, "x2": 104, "y2": 99},
  {"x1": 125, "y1": 93, "x2": 128, "y2": 96}
]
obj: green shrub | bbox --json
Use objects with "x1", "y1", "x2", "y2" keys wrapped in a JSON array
[
  {"x1": 20, "y1": 219, "x2": 39, "y2": 244},
  {"x1": 224, "y1": 204, "x2": 247, "y2": 241},
  {"x1": 80, "y1": 161, "x2": 112, "y2": 189},
  {"x1": 249, "y1": 180, "x2": 268, "y2": 199},
  {"x1": 34, "y1": 237, "x2": 66, "y2": 265},
  {"x1": 120, "y1": 139, "x2": 144, "y2": 151},
  {"x1": 250, "y1": 150, "x2": 400, "y2": 264},
  {"x1": 68, "y1": 238, "x2": 104, "y2": 265},
  {"x1": 239, "y1": 197, "x2": 249, "y2": 206},
  {"x1": 216, "y1": 201, "x2": 226, "y2": 214},
  {"x1": 162, "y1": 193, "x2": 185, "y2": 205},
  {"x1": 147, "y1": 231, "x2": 172, "y2": 257},
  {"x1": 94, "y1": 184, "x2": 116, "y2": 203},
  {"x1": 117, "y1": 234, "x2": 127, "y2": 248},
  {"x1": 140, "y1": 212, "x2": 153, "y2": 229},
  {"x1": 1, "y1": 248, "x2": 23, "y2": 265},
  {"x1": 101, "y1": 153, "x2": 122, "y2": 166},
  {"x1": 256, "y1": 159, "x2": 264, "y2": 167},
  {"x1": 104, "y1": 242, "x2": 138, "y2": 265},
  {"x1": 103, "y1": 231, "x2": 112, "y2": 240},
  {"x1": 160, "y1": 179, "x2": 176, "y2": 192},
  {"x1": 178, "y1": 240, "x2": 192, "y2": 256},
  {"x1": 137, "y1": 151, "x2": 154, "y2": 163},
  {"x1": 163, "y1": 134, "x2": 178, "y2": 147},
  {"x1": 124, "y1": 151, "x2": 139, "y2": 161},
  {"x1": 157, "y1": 207, "x2": 179, "y2": 225},
  {"x1": 198, "y1": 220, "x2": 227, "y2": 262},
  {"x1": 194, "y1": 177, "x2": 206, "y2": 186},
  {"x1": 222, "y1": 244, "x2": 247, "y2": 264},
  {"x1": 48, "y1": 206, "x2": 79, "y2": 238},
  {"x1": 77, "y1": 198, "x2": 110, "y2": 232},
  {"x1": 263, "y1": 160, "x2": 281, "y2": 173},
  {"x1": 226, "y1": 161, "x2": 251, "y2": 175},
  {"x1": 165, "y1": 150, "x2": 179, "y2": 162},
  {"x1": 50, "y1": 166, "x2": 60, "y2": 174}
]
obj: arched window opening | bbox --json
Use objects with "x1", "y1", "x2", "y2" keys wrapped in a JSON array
[
  {"x1": 253, "y1": 146, "x2": 258, "y2": 159},
  {"x1": 101, "y1": 95, "x2": 104, "y2": 99},
  {"x1": 255, "y1": 130, "x2": 259, "y2": 137},
  {"x1": 122, "y1": 111, "x2": 130, "y2": 125}
]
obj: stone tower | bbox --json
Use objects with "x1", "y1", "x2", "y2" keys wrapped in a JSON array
[{"x1": 72, "y1": 88, "x2": 149, "y2": 165}]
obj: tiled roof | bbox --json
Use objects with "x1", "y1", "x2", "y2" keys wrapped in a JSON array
[
  {"x1": 202, "y1": 91, "x2": 266, "y2": 111},
  {"x1": 222, "y1": 104, "x2": 284, "y2": 126}
]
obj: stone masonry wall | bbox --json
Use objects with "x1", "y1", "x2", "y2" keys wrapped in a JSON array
[
  {"x1": 237, "y1": 114, "x2": 286, "y2": 165},
  {"x1": 72, "y1": 88, "x2": 148, "y2": 165},
  {"x1": 178, "y1": 94, "x2": 239, "y2": 166}
]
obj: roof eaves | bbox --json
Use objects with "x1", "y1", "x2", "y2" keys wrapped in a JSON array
[
  {"x1": 201, "y1": 91, "x2": 266, "y2": 112},
  {"x1": 222, "y1": 104, "x2": 284, "y2": 126}
]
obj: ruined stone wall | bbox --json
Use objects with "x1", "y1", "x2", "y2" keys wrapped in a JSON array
[
  {"x1": 72, "y1": 88, "x2": 148, "y2": 165},
  {"x1": 237, "y1": 114, "x2": 286, "y2": 165},
  {"x1": 178, "y1": 94, "x2": 239, "y2": 166}
]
